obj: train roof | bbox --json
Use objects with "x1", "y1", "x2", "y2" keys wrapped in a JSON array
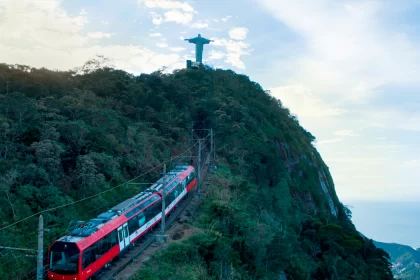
[{"x1": 57, "y1": 165, "x2": 193, "y2": 244}]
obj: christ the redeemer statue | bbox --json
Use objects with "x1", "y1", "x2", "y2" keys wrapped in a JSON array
[{"x1": 184, "y1": 34, "x2": 212, "y2": 63}]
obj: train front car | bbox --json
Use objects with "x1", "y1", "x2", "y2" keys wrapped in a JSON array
[
  {"x1": 48, "y1": 241, "x2": 81, "y2": 280},
  {"x1": 47, "y1": 165, "x2": 197, "y2": 280}
]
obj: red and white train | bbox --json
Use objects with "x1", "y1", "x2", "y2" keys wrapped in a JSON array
[{"x1": 47, "y1": 165, "x2": 197, "y2": 280}]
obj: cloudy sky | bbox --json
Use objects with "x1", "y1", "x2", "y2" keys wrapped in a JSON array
[{"x1": 1, "y1": 0, "x2": 420, "y2": 204}]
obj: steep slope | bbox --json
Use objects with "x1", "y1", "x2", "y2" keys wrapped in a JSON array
[
  {"x1": 0, "y1": 62, "x2": 393, "y2": 279},
  {"x1": 375, "y1": 241, "x2": 420, "y2": 280}
]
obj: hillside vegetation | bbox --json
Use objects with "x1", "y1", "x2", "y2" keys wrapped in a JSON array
[
  {"x1": 374, "y1": 241, "x2": 420, "y2": 280},
  {"x1": 0, "y1": 61, "x2": 393, "y2": 279}
]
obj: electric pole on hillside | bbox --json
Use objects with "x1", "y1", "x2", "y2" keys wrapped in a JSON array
[
  {"x1": 37, "y1": 215, "x2": 44, "y2": 280},
  {"x1": 158, "y1": 164, "x2": 167, "y2": 243},
  {"x1": 0, "y1": 215, "x2": 47, "y2": 279},
  {"x1": 210, "y1": 128, "x2": 215, "y2": 172},
  {"x1": 197, "y1": 139, "x2": 202, "y2": 194}
]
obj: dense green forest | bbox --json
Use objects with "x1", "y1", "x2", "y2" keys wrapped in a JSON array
[{"x1": 0, "y1": 60, "x2": 393, "y2": 279}]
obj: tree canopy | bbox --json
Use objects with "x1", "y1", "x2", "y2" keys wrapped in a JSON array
[{"x1": 0, "y1": 61, "x2": 393, "y2": 279}]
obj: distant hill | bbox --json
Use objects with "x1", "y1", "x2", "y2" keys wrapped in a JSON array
[{"x1": 374, "y1": 241, "x2": 420, "y2": 280}]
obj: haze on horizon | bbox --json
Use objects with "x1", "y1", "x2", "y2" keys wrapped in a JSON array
[{"x1": 1, "y1": 0, "x2": 420, "y2": 205}]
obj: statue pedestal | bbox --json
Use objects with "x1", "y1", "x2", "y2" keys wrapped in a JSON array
[{"x1": 186, "y1": 60, "x2": 201, "y2": 69}]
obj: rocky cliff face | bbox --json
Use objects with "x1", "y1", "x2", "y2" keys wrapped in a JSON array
[{"x1": 277, "y1": 140, "x2": 338, "y2": 217}]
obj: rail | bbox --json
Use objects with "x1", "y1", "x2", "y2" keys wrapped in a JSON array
[{"x1": 100, "y1": 152, "x2": 211, "y2": 280}]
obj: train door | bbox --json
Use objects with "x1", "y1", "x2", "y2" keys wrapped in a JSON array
[
  {"x1": 117, "y1": 223, "x2": 130, "y2": 251},
  {"x1": 123, "y1": 223, "x2": 130, "y2": 246}
]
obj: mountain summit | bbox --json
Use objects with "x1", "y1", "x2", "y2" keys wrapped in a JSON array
[{"x1": 0, "y1": 62, "x2": 393, "y2": 279}]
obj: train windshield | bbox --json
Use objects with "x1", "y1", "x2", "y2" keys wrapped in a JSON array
[{"x1": 49, "y1": 242, "x2": 80, "y2": 275}]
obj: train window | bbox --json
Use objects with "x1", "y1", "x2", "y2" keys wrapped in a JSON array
[
  {"x1": 126, "y1": 196, "x2": 159, "y2": 219},
  {"x1": 144, "y1": 207, "x2": 152, "y2": 221},
  {"x1": 50, "y1": 242, "x2": 80, "y2": 275},
  {"x1": 190, "y1": 171, "x2": 196, "y2": 181},
  {"x1": 82, "y1": 248, "x2": 95, "y2": 270},
  {"x1": 153, "y1": 201, "x2": 162, "y2": 217},
  {"x1": 138, "y1": 212, "x2": 146, "y2": 227},
  {"x1": 128, "y1": 210, "x2": 149, "y2": 233},
  {"x1": 165, "y1": 189, "x2": 177, "y2": 207},
  {"x1": 95, "y1": 239, "x2": 107, "y2": 258},
  {"x1": 177, "y1": 184, "x2": 183, "y2": 194},
  {"x1": 110, "y1": 230, "x2": 118, "y2": 247},
  {"x1": 128, "y1": 216, "x2": 139, "y2": 233},
  {"x1": 81, "y1": 230, "x2": 119, "y2": 270},
  {"x1": 174, "y1": 182, "x2": 184, "y2": 198},
  {"x1": 164, "y1": 179, "x2": 180, "y2": 193},
  {"x1": 187, "y1": 172, "x2": 195, "y2": 184}
]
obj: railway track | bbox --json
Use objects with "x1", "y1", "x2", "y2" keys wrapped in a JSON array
[{"x1": 99, "y1": 154, "x2": 211, "y2": 280}]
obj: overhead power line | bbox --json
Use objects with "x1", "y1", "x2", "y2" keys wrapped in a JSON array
[
  {"x1": 0, "y1": 246, "x2": 37, "y2": 252},
  {"x1": 0, "y1": 141, "x2": 201, "y2": 232}
]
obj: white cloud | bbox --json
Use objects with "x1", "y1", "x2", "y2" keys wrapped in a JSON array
[
  {"x1": 138, "y1": 0, "x2": 196, "y2": 25},
  {"x1": 403, "y1": 160, "x2": 420, "y2": 168},
  {"x1": 0, "y1": 0, "x2": 87, "y2": 49},
  {"x1": 370, "y1": 122, "x2": 386, "y2": 128},
  {"x1": 150, "y1": 12, "x2": 163, "y2": 25},
  {"x1": 212, "y1": 38, "x2": 251, "y2": 69},
  {"x1": 138, "y1": 0, "x2": 195, "y2": 12},
  {"x1": 221, "y1": 15, "x2": 232, "y2": 22},
  {"x1": 163, "y1": 9, "x2": 193, "y2": 24},
  {"x1": 270, "y1": 85, "x2": 347, "y2": 118},
  {"x1": 228, "y1": 27, "x2": 248, "y2": 40},
  {"x1": 316, "y1": 138, "x2": 344, "y2": 145},
  {"x1": 257, "y1": 0, "x2": 420, "y2": 103},
  {"x1": 333, "y1": 130, "x2": 359, "y2": 137},
  {"x1": 87, "y1": 32, "x2": 115, "y2": 39},
  {"x1": 253, "y1": 1, "x2": 420, "y2": 201},
  {"x1": 157, "y1": 42, "x2": 168, "y2": 48},
  {"x1": 208, "y1": 50, "x2": 225, "y2": 60},
  {"x1": 364, "y1": 109, "x2": 420, "y2": 132},
  {"x1": 191, "y1": 21, "x2": 209, "y2": 29},
  {"x1": 0, "y1": 0, "x2": 183, "y2": 74},
  {"x1": 100, "y1": 20, "x2": 109, "y2": 25},
  {"x1": 170, "y1": 47, "x2": 186, "y2": 52},
  {"x1": 149, "y1": 32, "x2": 162, "y2": 37}
]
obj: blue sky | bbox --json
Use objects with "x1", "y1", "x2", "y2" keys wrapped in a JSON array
[{"x1": 1, "y1": 0, "x2": 420, "y2": 205}]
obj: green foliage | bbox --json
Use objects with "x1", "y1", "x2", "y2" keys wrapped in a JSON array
[
  {"x1": 136, "y1": 164, "x2": 393, "y2": 279},
  {"x1": 375, "y1": 241, "x2": 420, "y2": 279},
  {"x1": 0, "y1": 62, "x2": 393, "y2": 279}
]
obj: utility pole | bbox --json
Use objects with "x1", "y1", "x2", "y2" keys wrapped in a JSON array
[
  {"x1": 37, "y1": 215, "x2": 43, "y2": 280},
  {"x1": 210, "y1": 128, "x2": 214, "y2": 172},
  {"x1": 158, "y1": 164, "x2": 167, "y2": 243},
  {"x1": 197, "y1": 139, "x2": 202, "y2": 194}
]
